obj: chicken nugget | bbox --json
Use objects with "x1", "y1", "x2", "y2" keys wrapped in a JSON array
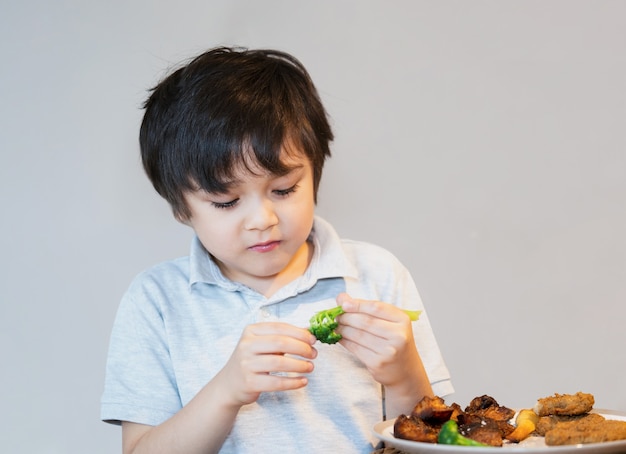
[
  {"x1": 535, "y1": 413, "x2": 605, "y2": 436},
  {"x1": 545, "y1": 419, "x2": 626, "y2": 445},
  {"x1": 534, "y1": 392, "x2": 594, "y2": 416}
]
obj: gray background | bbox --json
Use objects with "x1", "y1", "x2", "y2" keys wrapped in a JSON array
[{"x1": 1, "y1": 1, "x2": 624, "y2": 452}]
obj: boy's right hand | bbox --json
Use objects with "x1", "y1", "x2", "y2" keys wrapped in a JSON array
[
  {"x1": 216, "y1": 322, "x2": 318, "y2": 408},
  {"x1": 122, "y1": 324, "x2": 317, "y2": 454}
]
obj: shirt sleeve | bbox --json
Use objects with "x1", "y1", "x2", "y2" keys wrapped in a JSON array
[{"x1": 101, "y1": 273, "x2": 182, "y2": 426}]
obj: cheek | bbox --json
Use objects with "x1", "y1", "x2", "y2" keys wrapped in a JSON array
[
  {"x1": 197, "y1": 227, "x2": 238, "y2": 259},
  {"x1": 286, "y1": 198, "x2": 315, "y2": 232},
  {"x1": 191, "y1": 215, "x2": 236, "y2": 249}
]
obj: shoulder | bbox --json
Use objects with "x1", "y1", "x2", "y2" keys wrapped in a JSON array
[
  {"x1": 121, "y1": 256, "x2": 191, "y2": 311},
  {"x1": 340, "y1": 238, "x2": 401, "y2": 263},
  {"x1": 313, "y1": 216, "x2": 407, "y2": 272},
  {"x1": 340, "y1": 238, "x2": 410, "y2": 282},
  {"x1": 129, "y1": 256, "x2": 190, "y2": 289},
  {"x1": 339, "y1": 237, "x2": 420, "y2": 307}
]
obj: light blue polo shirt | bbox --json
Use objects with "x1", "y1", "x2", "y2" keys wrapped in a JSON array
[{"x1": 101, "y1": 216, "x2": 453, "y2": 453}]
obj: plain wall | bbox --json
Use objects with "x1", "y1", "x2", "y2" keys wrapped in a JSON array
[{"x1": 1, "y1": 1, "x2": 624, "y2": 452}]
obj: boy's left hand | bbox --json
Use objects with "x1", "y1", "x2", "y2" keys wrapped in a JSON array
[{"x1": 335, "y1": 292, "x2": 421, "y2": 388}]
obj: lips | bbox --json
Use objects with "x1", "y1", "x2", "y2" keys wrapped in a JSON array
[{"x1": 249, "y1": 240, "x2": 281, "y2": 253}]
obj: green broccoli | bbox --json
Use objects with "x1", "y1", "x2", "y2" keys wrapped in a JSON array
[
  {"x1": 308, "y1": 306, "x2": 422, "y2": 344},
  {"x1": 437, "y1": 420, "x2": 488, "y2": 447},
  {"x1": 308, "y1": 306, "x2": 345, "y2": 344}
]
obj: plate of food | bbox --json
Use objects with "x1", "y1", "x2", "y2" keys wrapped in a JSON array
[{"x1": 372, "y1": 392, "x2": 626, "y2": 453}]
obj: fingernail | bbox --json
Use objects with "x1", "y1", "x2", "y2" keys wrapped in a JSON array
[{"x1": 340, "y1": 299, "x2": 355, "y2": 311}]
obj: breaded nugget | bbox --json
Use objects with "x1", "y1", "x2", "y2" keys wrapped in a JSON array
[
  {"x1": 534, "y1": 392, "x2": 595, "y2": 416},
  {"x1": 535, "y1": 413, "x2": 606, "y2": 436},
  {"x1": 545, "y1": 419, "x2": 626, "y2": 445}
]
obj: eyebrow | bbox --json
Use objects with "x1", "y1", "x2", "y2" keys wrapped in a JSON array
[{"x1": 273, "y1": 163, "x2": 305, "y2": 177}]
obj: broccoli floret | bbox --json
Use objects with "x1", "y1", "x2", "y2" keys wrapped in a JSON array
[
  {"x1": 308, "y1": 306, "x2": 345, "y2": 344},
  {"x1": 437, "y1": 420, "x2": 488, "y2": 447},
  {"x1": 308, "y1": 306, "x2": 422, "y2": 344}
]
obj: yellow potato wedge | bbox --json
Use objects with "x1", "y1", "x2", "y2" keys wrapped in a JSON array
[{"x1": 506, "y1": 409, "x2": 540, "y2": 443}]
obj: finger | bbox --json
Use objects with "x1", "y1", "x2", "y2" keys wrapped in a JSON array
[
  {"x1": 339, "y1": 335, "x2": 389, "y2": 368},
  {"x1": 338, "y1": 294, "x2": 410, "y2": 323},
  {"x1": 338, "y1": 310, "x2": 414, "y2": 347},
  {"x1": 251, "y1": 373, "x2": 310, "y2": 393},
  {"x1": 266, "y1": 354, "x2": 316, "y2": 375},
  {"x1": 334, "y1": 296, "x2": 391, "y2": 339},
  {"x1": 336, "y1": 293, "x2": 377, "y2": 318},
  {"x1": 336, "y1": 292, "x2": 354, "y2": 307},
  {"x1": 243, "y1": 334, "x2": 318, "y2": 360},
  {"x1": 336, "y1": 292, "x2": 381, "y2": 314},
  {"x1": 245, "y1": 353, "x2": 316, "y2": 374},
  {"x1": 337, "y1": 323, "x2": 388, "y2": 349},
  {"x1": 240, "y1": 324, "x2": 318, "y2": 359},
  {"x1": 246, "y1": 322, "x2": 317, "y2": 345}
]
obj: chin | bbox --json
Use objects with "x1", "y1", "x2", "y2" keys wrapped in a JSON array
[{"x1": 257, "y1": 259, "x2": 296, "y2": 278}]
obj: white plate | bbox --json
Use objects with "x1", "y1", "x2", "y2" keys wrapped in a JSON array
[{"x1": 372, "y1": 410, "x2": 626, "y2": 453}]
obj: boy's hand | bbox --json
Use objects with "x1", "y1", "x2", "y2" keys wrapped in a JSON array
[
  {"x1": 335, "y1": 292, "x2": 421, "y2": 388},
  {"x1": 216, "y1": 322, "x2": 318, "y2": 408}
]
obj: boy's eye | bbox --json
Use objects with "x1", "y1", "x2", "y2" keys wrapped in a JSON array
[
  {"x1": 207, "y1": 183, "x2": 298, "y2": 209},
  {"x1": 274, "y1": 184, "x2": 299, "y2": 197},
  {"x1": 211, "y1": 198, "x2": 239, "y2": 209}
]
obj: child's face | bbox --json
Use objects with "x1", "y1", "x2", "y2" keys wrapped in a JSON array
[{"x1": 182, "y1": 148, "x2": 316, "y2": 294}]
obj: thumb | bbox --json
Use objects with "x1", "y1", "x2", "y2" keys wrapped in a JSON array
[{"x1": 336, "y1": 292, "x2": 357, "y2": 311}]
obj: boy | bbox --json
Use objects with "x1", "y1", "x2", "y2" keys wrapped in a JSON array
[{"x1": 101, "y1": 46, "x2": 453, "y2": 453}]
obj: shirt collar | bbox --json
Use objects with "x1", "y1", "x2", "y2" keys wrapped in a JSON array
[
  {"x1": 306, "y1": 216, "x2": 358, "y2": 281},
  {"x1": 188, "y1": 216, "x2": 358, "y2": 290}
]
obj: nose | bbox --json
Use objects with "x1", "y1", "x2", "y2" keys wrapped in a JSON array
[{"x1": 244, "y1": 197, "x2": 278, "y2": 231}]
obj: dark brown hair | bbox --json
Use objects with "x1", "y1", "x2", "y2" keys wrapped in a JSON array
[{"x1": 139, "y1": 46, "x2": 334, "y2": 219}]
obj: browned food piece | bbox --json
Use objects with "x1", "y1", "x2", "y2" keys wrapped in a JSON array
[
  {"x1": 450, "y1": 395, "x2": 517, "y2": 446},
  {"x1": 457, "y1": 414, "x2": 508, "y2": 447},
  {"x1": 465, "y1": 395, "x2": 516, "y2": 422},
  {"x1": 535, "y1": 392, "x2": 595, "y2": 416},
  {"x1": 393, "y1": 414, "x2": 440, "y2": 443},
  {"x1": 394, "y1": 395, "x2": 463, "y2": 443},
  {"x1": 411, "y1": 395, "x2": 455, "y2": 424},
  {"x1": 458, "y1": 413, "x2": 515, "y2": 446},
  {"x1": 535, "y1": 413, "x2": 606, "y2": 436},
  {"x1": 465, "y1": 394, "x2": 499, "y2": 413},
  {"x1": 449, "y1": 402, "x2": 464, "y2": 422},
  {"x1": 545, "y1": 419, "x2": 626, "y2": 445}
]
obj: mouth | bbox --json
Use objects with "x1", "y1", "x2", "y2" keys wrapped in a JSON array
[{"x1": 249, "y1": 240, "x2": 281, "y2": 253}]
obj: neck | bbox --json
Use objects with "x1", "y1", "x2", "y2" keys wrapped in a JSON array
[{"x1": 256, "y1": 240, "x2": 313, "y2": 298}]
